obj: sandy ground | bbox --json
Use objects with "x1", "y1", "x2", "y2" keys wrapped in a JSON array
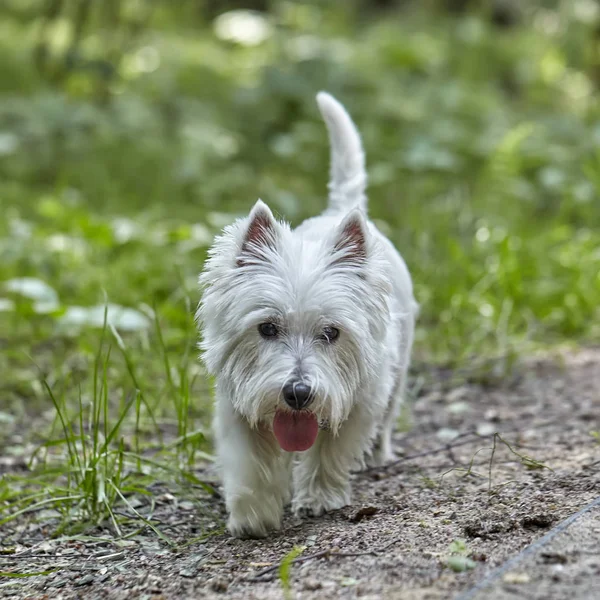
[
  {"x1": 460, "y1": 498, "x2": 600, "y2": 600},
  {"x1": 1, "y1": 348, "x2": 599, "y2": 599}
]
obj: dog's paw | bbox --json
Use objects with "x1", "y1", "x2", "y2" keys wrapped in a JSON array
[
  {"x1": 364, "y1": 434, "x2": 395, "y2": 468},
  {"x1": 228, "y1": 510, "x2": 281, "y2": 539},
  {"x1": 227, "y1": 516, "x2": 274, "y2": 539},
  {"x1": 293, "y1": 504, "x2": 325, "y2": 519},
  {"x1": 227, "y1": 493, "x2": 282, "y2": 539},
  {"x1": 281, "y1": 484, "x2": 293, "y2": 508},
  {"x1": 364, "y1": 446, "x2": 395, "y2": 468},
  {"x1": 292, "y1": 488, "x2": 350, "y2": 519}
]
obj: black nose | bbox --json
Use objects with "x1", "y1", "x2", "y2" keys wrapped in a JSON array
[{"x1": 282, "y1": 381, "x2": 312, "y2": 410}]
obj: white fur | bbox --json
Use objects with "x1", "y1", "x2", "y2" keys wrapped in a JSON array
[{"x1": 197, "y1": 92, "x2": 418, "y2": 538}]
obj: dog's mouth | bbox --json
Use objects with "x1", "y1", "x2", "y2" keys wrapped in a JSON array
[{"x1": 273, "y1": 409, "x2": 319, "y2": 452}]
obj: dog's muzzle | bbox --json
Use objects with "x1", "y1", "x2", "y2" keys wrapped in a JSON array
[{"x1": 282, "y1": 380, "x2": 313, "y2": 410}]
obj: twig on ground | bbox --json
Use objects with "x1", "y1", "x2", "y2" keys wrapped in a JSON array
[
  {"x1": 367, "y1": 430, "x2": 487, "y2": 473},
  {"x1": 487, "y1": 432, "x2": 552, "y2": 494},
  {"x1": 368, "y1": 421, "x2": 559, "y2": 474},
  {"x1": 247, "y1": 535, "x2": 404, "y2": 582}
]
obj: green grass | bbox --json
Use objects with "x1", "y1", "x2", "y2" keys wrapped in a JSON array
[
  {"x1": 279, "y1": 546, "x2": 306, "y2": 599},
  {"x1": 1, "y1": 1, "x2": 600, "y2": 540},
  {"x1": 0, "y1": 306, "x2": 215, "y2": 540}
]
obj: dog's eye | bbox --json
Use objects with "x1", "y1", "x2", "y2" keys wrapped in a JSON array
[
  {"x1": 258, "y1": 322, "x2": 279, "y2": 338},
  {"x1": 320, "y1": 326, "x2": 339, "y2": 343}
]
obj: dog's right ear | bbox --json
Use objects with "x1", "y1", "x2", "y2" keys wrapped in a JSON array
[
  {"x1": 330, "y1": 209, "x2": 368, "y2": 267},
  {"x1": 237, "y1": 200, "x2": 279, "y2": 266}
]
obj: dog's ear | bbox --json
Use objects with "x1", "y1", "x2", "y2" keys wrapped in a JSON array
[
  {"x1": 331, "y1": 210, "x2": 367, "y2": 266},
  {"x1": 238, "y1": 200, "x2": 279, "y2": 266}
]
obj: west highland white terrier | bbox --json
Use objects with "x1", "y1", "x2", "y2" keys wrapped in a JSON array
[{"x1": 197, "y1": 92, "x2": 418, "y2": 538}]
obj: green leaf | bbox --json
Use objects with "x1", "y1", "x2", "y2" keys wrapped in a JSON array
[
  {"x1": 0, "y1": 569, "x2": 59, "y2": 578},
  {"x1": 446, "y1": 556, "x2": 476, "y2": 572},
  {"x1": 279, "y1": 546, "x2": 305, "y2": 599}
]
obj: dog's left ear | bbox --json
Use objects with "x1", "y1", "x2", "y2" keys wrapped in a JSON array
[
  {"x1": 331, "y1": 210, "x2": 368, "y2": 266},
  {"x1": 238, "y1": 199, "x2": 279, "y2": 266}
]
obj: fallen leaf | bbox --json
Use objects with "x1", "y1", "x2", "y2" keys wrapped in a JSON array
[{"x1": 349, "y1": 505, "x2": 378, "y2": 522}]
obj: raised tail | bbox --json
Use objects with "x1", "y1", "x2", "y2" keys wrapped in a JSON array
[{"x1": 316, "y1": 92, "x2": 367, "y2": 214}]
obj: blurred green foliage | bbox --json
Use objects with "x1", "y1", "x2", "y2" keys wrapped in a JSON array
[{"x1": 0, "y1": 0, "x2": 599, "y2": 386}]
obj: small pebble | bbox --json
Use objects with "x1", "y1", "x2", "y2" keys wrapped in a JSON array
[
  {"x1": 303, "y1": 578, "x2": 322, "y2": 591},
  {"x1": 446, "y1": 386, "x2": 470, "y2": 403},
  {"x1": 74, "y1": 574, "x2": 95, "y2": 587},
  {"x1": 476, "y1": 422, "x2": 496, "y2": 437},
  {"x1": 551, "y1": 564, "x2": 564, "y2": 581},
  {"x1": 448, "y1": 401, "x2": 470, "y2": 415},
  {"x1": 179, "y1": 568, "x2": 196, "y2": 578},
  {"x1": 503, "y1": 572, "x2": 530, "y2": 584},
  {"x1": 210, "y1": 577, "x2": 229, "y2": 593},
  {"x1": 437, "y1": 428, "x2": 460, "y2": 442},
  {"x1": 484, "y1": 408, "x2": 499, "y2": 421}
]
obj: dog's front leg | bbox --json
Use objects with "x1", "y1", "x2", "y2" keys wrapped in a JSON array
[
  {"x1": 292, "y1": 404, "x2": 375, "y2": 517},
  {"x1": 215, "y1": 395, "x2": 287, "y2": 538}
]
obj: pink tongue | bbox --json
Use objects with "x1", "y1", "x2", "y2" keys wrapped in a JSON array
[{"x1": 273, "y1": 410, "x2": 319, "y2": 452}]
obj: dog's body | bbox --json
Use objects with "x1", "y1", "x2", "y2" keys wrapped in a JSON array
[{"x1": 198, "y1": 92, "x2": 418, "y2": 538}]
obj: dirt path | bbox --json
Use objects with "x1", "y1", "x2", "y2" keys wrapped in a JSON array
[
  {"x1": 457, "y1": 496, "x2": 600, "y2": 600},
  {"x1": 2, "y1": 348, "x2": 599, "y2": 599}
]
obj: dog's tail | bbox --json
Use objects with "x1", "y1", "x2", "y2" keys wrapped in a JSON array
[{"x1": 316, "y1": 91, "x2": 367, "y2": 214}]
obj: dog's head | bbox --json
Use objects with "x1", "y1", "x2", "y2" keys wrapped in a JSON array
[{"x1": 198, "y1": 200, "x2": 391, "y2": 441}]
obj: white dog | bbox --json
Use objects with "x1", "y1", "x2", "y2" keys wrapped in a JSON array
[{"x1": 198, "y1": 92, "x2": 418, "y2": 538}]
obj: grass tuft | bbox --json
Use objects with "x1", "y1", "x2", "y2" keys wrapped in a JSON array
[{"x1": 279, "y1": 546, "x2": 306, "y2": 599}]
